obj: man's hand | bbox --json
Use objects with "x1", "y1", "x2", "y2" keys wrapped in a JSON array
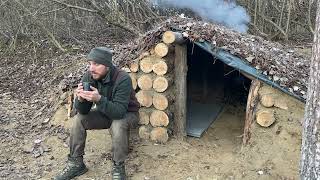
[
  {"x1": 75, "y1": 83, "x2": 85, "y2": 102},
  {"x1": 77, "y1": 86, "x2": 101, "y2": 103}
]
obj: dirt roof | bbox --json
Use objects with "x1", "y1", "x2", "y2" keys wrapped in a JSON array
[{"x1": 113, "y1": 17, "x2": 310, "y2": 100}]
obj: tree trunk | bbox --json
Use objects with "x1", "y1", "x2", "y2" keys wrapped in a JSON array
[{"x1": 300, "y1": 1, "x2": 320, "y2": 179}]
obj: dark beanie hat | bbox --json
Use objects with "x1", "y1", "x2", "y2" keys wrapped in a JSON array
[{"x1": 87, "y1": 47, "x2": 113, "y2": 67}]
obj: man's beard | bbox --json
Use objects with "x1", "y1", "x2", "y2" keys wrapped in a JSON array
[{"x1": 91, "y1": 73, "x2": 101, "y2": 80}]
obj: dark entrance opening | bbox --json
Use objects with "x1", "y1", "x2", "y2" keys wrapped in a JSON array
[{"x1": 186, "y1": 43, "x2": 251, "y2": 137}]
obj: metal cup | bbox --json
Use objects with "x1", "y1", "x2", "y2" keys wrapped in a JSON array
[{"x1": 83, "y1": 82, "x2": 91, "y2": 91}]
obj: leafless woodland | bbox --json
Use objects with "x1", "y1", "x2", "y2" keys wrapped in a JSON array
[{"x1": 0, "y1": 0, "x2": 317, "y2": 52}]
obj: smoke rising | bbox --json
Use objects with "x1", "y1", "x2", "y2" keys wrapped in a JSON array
[{"x1": 152, "y1": 0, "x2": 250, "y2": 33}]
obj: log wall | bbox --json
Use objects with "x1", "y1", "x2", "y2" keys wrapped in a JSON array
[{"x1": 124, "y1": 34, "x2": 179, "y2": 143}]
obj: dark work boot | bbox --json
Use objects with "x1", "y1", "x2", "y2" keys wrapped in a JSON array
[
  {"x1": 54, "y1": 155, "x2": 88, "y2": 180},
  {"x1": 112, "y1": 161, "x2": 126, "y2": 180}
]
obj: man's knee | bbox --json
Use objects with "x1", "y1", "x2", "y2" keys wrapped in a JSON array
[
  {"x1": 72, "y1": 114, "x2": 88, "y2": 130},
  {"x1": 110, "y1": 120, "x2": 128, "y2": 138}
]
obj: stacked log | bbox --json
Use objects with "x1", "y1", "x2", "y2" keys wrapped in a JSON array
[
  {"x1": 255, "y1": 84, "x2": 289, "y2": 128},
  {"x1": 126, "y1": 33, "x2": 182, "y2": 143}
]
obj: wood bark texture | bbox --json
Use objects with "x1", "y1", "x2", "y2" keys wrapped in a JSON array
[
  {"x1": 174, "y1": 44, "x2": 188, "y2": 139},
  {"x1": 243, "y1": 80, "x2": 261, "y2": 144},
  {"x1": 300, "y1": 1, "x2": 320, "y2": 179}
]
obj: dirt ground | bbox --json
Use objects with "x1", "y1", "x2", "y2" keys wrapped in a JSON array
[{"x1": 32, "y1": 84, "x2": 303, "y2": 180}]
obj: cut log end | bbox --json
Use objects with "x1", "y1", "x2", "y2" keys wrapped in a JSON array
[
  {"x1": 129, "y1": 61, "x2": 139, "y2": 73},
  {"x1": 162, "y1": 31, "x2": 185, "y2": 44},
  {"x1": 153, "y1": 76, "x2": 169, "y2": 92},
  {"x1": 136, "y1": 91, "x2": 153, "y2": 107},
  {"x1": 152, "y1": 94, "x2": 168, "y2": 111},
  {"x1": 260, "y1": 94, "x2": 275, "y2": 107},
  {"x1": 137, "y1": 75, "x2": 153, "y2": 90},
  {"x1": 256, "y1": 110, "x2": 275, "y2": 127},
  {"x1": 139, "y1": 125, "x2": 151, "y2": 140},
  {"x1": 150, "y1": 127, "x2": 169, "y2": 143},
  {"x1": 153, "y1": 60, "x2": 168, "y2": 75},
  {"x1": 150, "y1": 110, "x2": 169, "y2": 127},
  {"x1": 138, "y1": 109, "x2": 150, "y2": 125},
  {"x1": 155, "y1": 43, "x2": 169, "y2": 57},
  {"x1": 140, "y1": 57, "x2": 153, "y2": 73}
]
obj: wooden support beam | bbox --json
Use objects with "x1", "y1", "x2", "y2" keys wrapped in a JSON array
[
  {"x1": 243, "y1": 79, "x2": 261, "y2": 145},
  {"x1": 174, "y1": 44, "x2": 188, "y2": 140}
]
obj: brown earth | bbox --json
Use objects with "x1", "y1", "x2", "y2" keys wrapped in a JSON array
[{"x1": 41, "y1": 85, "x2": 303, "y2": 180}]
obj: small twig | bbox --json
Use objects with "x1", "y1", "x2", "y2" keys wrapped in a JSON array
[{"x1": 50, "y1": 0, "x2": 98, "y2": 13}]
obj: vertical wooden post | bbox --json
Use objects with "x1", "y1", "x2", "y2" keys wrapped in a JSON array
[
  {"x1": 174, "y1": 44, "x2": 187, "y2": 139},
  {"x1": 243, "y1": 79, "x2": 261, "y2": 145}
]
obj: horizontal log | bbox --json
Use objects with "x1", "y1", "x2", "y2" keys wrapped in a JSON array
[
  {"x1": 260, "y1": 94, "x2": 275, "y2": 107},
  {"x1": 155, "y1": 42, "x2": 172, "y2": 57},
  {"x1": 139, "y1": 125, "x2": 151, "y2": 140},
  {"x1": 137, "y1": 74, "x2": 153, "y2": 90},
  {"x1": 135, "y1": 90, "x2": 153, "y2": 107},
  {"x1": 153, "y1": 60, "x2": 168, "y2": 76},
  {"x1": 153, "y1": 76, "x2": 172, "y2": 93},
  {"x1": 256, "y1": 110, "x2": 275, "y2": 127},
  {"x1": 138, "y1": 108, "x2": 151, "y2": 125},
  {"x1": 129, "y1": 60, "x2": 139, "y2": 73},
  {"x1": 140, "y1": 56, "x2": 154, "y2": 73},
  {"x1": 150, "y1": 110, "x2": 169, "y2": 127},
  {"x1": 150, "y1": 127, "x2": 169, "y2": 143},
  {"x1": 152, "y1": 93, "x2": 169, "y2": 111},
  {"x1": 162, "y1": 31, "x2": 185, "y2": 44}
]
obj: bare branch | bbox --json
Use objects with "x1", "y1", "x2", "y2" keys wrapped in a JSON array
[{"x1": 50, "y1": 0, "x2": 98, "y2": 13}]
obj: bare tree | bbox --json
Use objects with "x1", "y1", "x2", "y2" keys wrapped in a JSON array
[
  {"x1": 0, "y1": 0, "x2": 163, "y2": 52},
  {"x1": 237, "y1": 0, "x2": 317, "y2": 41},
  {"x1": 300, "y1": 0, "x2": 320, "y2": 179}
]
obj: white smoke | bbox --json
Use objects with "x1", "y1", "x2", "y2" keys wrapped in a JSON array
[{"x1": 152, "y1": 0, "x2": 250, "y2": 33}]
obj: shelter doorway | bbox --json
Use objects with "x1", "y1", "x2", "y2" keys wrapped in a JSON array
[{"x1": 186, "y1": 43, "x2": 251, "y2": 137}]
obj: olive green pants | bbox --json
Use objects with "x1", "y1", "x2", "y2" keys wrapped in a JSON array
[{"x1": 69, "y1": 110, "x2": 139, "y2": 163}]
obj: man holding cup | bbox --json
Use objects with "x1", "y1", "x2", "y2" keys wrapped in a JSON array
[{"x1": 55, "y1": 47, "x2": 140, "y2": 180}]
